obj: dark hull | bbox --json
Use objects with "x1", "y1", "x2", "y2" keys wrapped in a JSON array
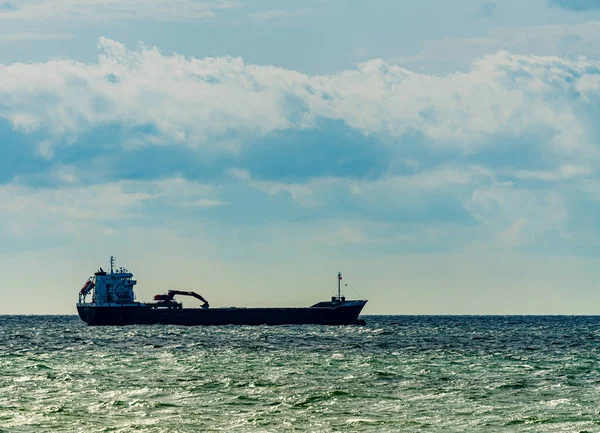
[{"x1": 77, "y1": 302, "x2": 367, "y2": 326}]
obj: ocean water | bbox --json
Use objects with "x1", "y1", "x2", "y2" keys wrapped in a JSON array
[{"x1": 1, "y1": 316, "x2": 600, "y2": 432}]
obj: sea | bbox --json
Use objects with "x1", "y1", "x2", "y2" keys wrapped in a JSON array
[{"x1": 1, "y1": 315, "x2": 600, "y2": 432}]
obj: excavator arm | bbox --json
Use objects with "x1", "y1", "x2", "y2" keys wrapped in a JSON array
[{"x1": 167, "y1": 290, "x2": 210, "y2": 308}]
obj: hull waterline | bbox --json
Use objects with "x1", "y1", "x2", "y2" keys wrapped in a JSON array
[{"x1": 77, "y1": 302, "x2": 367, "y2": 326}]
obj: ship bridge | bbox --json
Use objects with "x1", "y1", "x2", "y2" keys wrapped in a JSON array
[{"x1": 78, "y1": 256, "x2": 139, "y2": 306}]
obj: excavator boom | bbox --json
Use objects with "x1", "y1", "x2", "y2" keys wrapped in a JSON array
[{"x1": 167, "y1": 290, "x2": 210, "y2": 308}]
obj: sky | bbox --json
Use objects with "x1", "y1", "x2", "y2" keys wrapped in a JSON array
[{"x1": 1, "y1": 0, "x2": 600, "y2": 314}]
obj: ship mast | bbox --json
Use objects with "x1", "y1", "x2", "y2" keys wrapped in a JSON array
[
  {"x1": 110, "y1": 255, "x2": 115, "y2": 274},
  {"x1": 337, "y1": 272, "x2": 342, "y2": 301}
]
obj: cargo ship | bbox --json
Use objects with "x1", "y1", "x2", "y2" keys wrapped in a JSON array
[{"x1": 76, "y1": 257, "x2": 367, "y2": 326}]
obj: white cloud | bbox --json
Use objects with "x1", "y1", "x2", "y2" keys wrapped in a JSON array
[
  {"x1": 497, "y1": 217, "x2": 532, "y2": 246},
  {"x1": 582, "y1": 179, "x2": 600, "y2": 201},
  {"x1": 389, "y1": 21, "x2": 600, "y2": 74},
  {"x1": 227, "y1": 168, "x2": 252, "y2": 181},
  {"x1": 51, "y1": 165, "x2": 78, "y2": 184},
  {"x1": 250, "y1": 8, "x2": 318, "y2": 21},
  {"x1": 253, "y1": 181, "x2": 317, "y2": 206},
  {"x1": 232, "y1": 164, "x2": 581, "y2": 247},
  {"x1": 0, "y1": 182, "x2": 149, "y2": 239},
  {"x1": 37, "y1": 139, "x2": 54, "y2": 159},
  {"x1": 0, "y1": 0, "x2": 240, "y2": 21},
  {"x1": 316, "y1": 165, "x2": 491, "y2": 199},
  {"x1": 400, "y1": 165, "x2": 492, "y2": 189},
  {"x1": 188, "y1": 198, "x2": 227, "y2": 207},
  {"x1": 0, "y1": 183, "x2": 151, "y2": 221},
  {"x1": 228, "y1": 166, "x2": 489, "y2": 208},
  {"x1": 513, "y1": 164, "x2": 593, "y2": 181},
  {"x1": 220, "y1": 161, "x2": 591, "y2": 251},
  {"x1": 0, "y1": 177, "x2": 220, "y2": 239},
  {"x1": 0, "y1": 32, "x2": 73, "y2": 43},
  {"x1": 466, "y1": 185, "x2": 570, "y2": 243},
  {"x1": 243, "y1": 166, "x2": 578, "y2": 248},
  {"x1": 0, "y1": 37, "x2": 598, "y2": 162}
]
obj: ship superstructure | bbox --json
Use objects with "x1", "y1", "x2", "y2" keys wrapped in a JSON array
[
  {"x1": 78, "y1": 256, "x2": 138, "y2": 306},
  {"x1": 77, "y1": 256, "x2": 367, "y2": 326}
]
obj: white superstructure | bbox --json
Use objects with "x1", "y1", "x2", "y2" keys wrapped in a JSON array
[{"x1": 77, "y1": 256, "x2": 139, "y2": 306}]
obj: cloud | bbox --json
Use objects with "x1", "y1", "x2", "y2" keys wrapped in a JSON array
[
  {"x1": 0, "y1": 177, "x2": 221, "y2": 242},
  {"x1": 0, "y1": 0, "x2": 241, "y2": 21},
  {"x1": 390, "y1": 21, "x2": 600, "y2": 74},
  {"x1": 0, "y1": 171, "x2": 480, "y2": 258},
  {"x1": 234, "y1": 165, "x2": 490, "y2": 225},
  {"x1": 188, "y1": 198, "x2": 227, "y2": 207},
  {"x1": 549, "y1": 0, "x2": 600, "y2": 11},
  {"x1": 0, "y1": 182, "x2": 152, "y2": 222},
  {"x1": 497, "y1": 217, "x2": 531, "y2": 246},
  {"x1": 513, "y1": 165, "x2": 593, "y2": 181},
  {"x1": 466, "y1": 184, "x2": 570, "y2": 247},
  {"x1": 582, "y1": 179, "x2": 600, "y2": 201},
  {"x1": 1, "y1": 37, "x2": 599, "y2": 165},
  {"x1": 250, "y1": 8, "x2": 318, "y2": 21},
  {"x1": 1, "y1": 37, "x2": 600, "y2": 257},
  {"x1": 0, "y1": 158, "x2": 592, "y2": 258},
  {"x1": 0, "y1": 32, "x2": 73, "y2": 43}
]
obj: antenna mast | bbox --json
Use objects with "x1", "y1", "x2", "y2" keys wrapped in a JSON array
[
  {"x1": 110, "y1": 255, "x2": 115, "y2": 274},
  {"x1": 337, "y1": 272, "x2": 342, "y2": 301}
]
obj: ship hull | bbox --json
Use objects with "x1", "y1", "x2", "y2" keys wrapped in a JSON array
[{"x1": 77, "y1": 302, "x2": 367, "y2": 326}]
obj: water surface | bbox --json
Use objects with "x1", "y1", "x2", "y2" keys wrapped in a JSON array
[{"x1": 1, "y1": 315, "x2": 600, "y2": 432}]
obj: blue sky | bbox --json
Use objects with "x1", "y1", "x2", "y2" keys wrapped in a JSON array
[{"x1": 1, "y1": 0, "x2": 600, "y2": 314}]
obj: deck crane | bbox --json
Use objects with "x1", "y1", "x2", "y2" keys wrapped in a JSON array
[{"x1": 153, "y1": 290, "x2": 210, "y2": 308}]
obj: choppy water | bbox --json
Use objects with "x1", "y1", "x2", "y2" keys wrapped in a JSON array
[{"x1": 2, "y1": 316, "x2": 600, "y2": 432}]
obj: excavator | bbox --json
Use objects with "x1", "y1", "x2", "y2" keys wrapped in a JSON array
[{"x1": 153, "y1": 290, "x2": 210, "y2": 309}]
